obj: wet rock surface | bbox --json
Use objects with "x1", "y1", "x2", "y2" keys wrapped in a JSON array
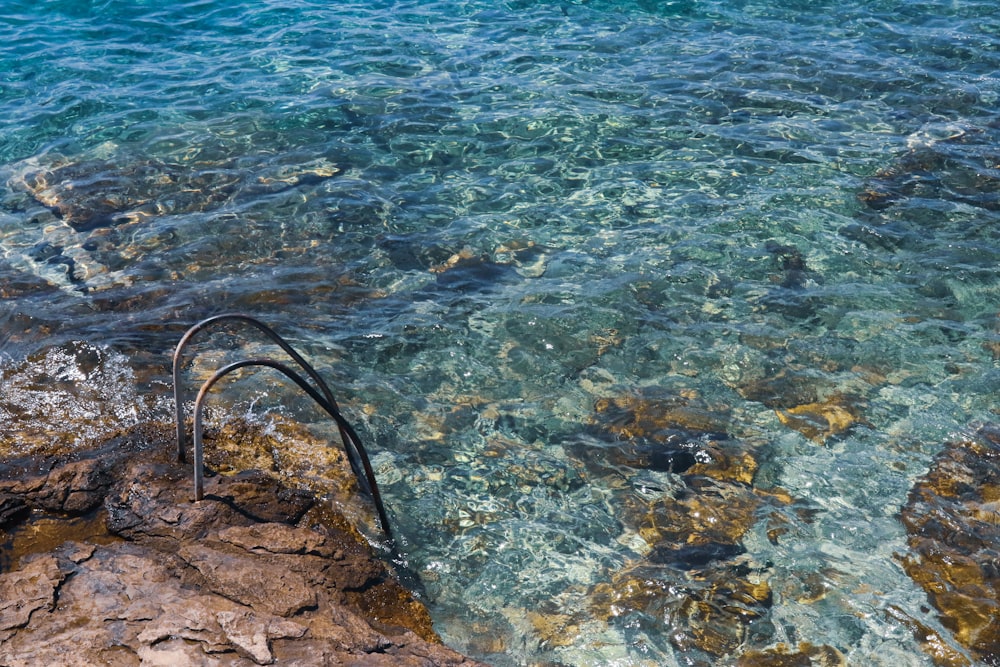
[
  {"x1": 898, "y1": 423, "x2": 1000, "y2": 666},
  {"x1": 0, "y1": 423, "x2": 484, "y2": 666}
]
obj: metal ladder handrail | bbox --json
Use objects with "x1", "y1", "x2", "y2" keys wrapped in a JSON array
[
  {"x1": 190, "y1": 356, "x2": 393, "y2": 544},
  {"x1": 173, "y1": 314, "x2": 373, "y2": 496},
  {"x1": 174, "y1": 314, "x2": 341, "y2": 462}
]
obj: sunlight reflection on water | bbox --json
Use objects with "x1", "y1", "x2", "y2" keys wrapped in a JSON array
[{"x1": 1, "y1": 0, "x2": 999, "y2": 664}]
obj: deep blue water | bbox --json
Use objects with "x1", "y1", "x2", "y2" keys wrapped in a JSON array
[{"x1": 1, "y1": 1, "x2": 999, "y2": 664}]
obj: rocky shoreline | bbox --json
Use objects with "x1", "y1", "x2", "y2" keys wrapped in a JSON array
[
  {"x1": 0, "y1": 423, "x2": 485, "y2": 666},
  {"x1": 2, "y1": 407, "x2": 999, "y2": 665}
]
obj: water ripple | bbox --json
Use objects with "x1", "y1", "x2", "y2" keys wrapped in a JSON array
[{"x1": 1, "y1": 0, "x2": 998, "y2": 664}]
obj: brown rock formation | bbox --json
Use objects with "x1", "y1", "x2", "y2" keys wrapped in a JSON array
[
  {"x1": 898, "y1": 423, "x2": 1000, "y2": 666},
  {"x1": 735, "y1": 369, "x2": 868, "y2": 444},
  {"x1": 579, "y1": 389, "x2": 780, "y2": 660},
  {"x1": 736, "y1": 642, "x2": 845, "y2": 666},
  {"x1": 0, "y1": 423, "x2": 484, "y2": 666}
]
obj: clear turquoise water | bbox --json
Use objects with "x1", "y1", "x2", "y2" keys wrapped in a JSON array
[{"x1": 1, "y1": 1, "x2": 999, "y2": 664}]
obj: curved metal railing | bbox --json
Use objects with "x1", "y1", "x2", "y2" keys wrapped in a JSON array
[
  {"x1": 174, "y1": 315, "x2": 347, "y2": 462},
  {"x1": 172, "y1": 314, "x2": 392, "y2": 544}
]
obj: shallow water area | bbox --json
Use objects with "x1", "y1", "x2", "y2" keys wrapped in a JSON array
[{"x1": 1, "y1": 0, "x2": 999, "y2": 664}]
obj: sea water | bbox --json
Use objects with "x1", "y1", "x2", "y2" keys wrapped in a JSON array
[{"x1": 1, "y1": 0, "x2": 998, "y2": 664}]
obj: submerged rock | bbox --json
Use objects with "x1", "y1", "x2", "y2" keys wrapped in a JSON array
[
  {"x1": 578, "y1": 388, "x2": 784, "y2": 660},
  {"x1": 856, "y1": 122, "x2": 998, "y2": 213},
  {"x1": 883, "y1": 605, "x2": 972, "y2": 667},
  {"x1": 774, "y1": 394, "x2": 866, "y2": 443},
  {"x1": 848, "y1": 121, "x2": 1000, "y2": 256},
  {"x1": 426, "y1": 246, "x2": 523, "y2": 296},
  {"x1": 734, "y1": 369, "x2": 868, "y2": 443},
  {"x1": 9, "y1": 154, "x2": 339, "y2": 234},
  {"x1": 589, "y1": 558, "x2": 773, "y2": 658},
  {"x1": 1, "y1": 151, "x2": 340, "y2": 293},
  {"x1": 735, "y1": 642, "x2": 846, "y2": 666},
  {"x1": 898, "y1": 423, "x2": 1000, "y2": 666},
  {"x1": 0, "y1": 423, "x2": 484, "y2": 666}
]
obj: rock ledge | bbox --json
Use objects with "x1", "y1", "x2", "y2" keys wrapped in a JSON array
[{"x1": 0, "y1": 424, "x2": 484, "y2": 667}]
